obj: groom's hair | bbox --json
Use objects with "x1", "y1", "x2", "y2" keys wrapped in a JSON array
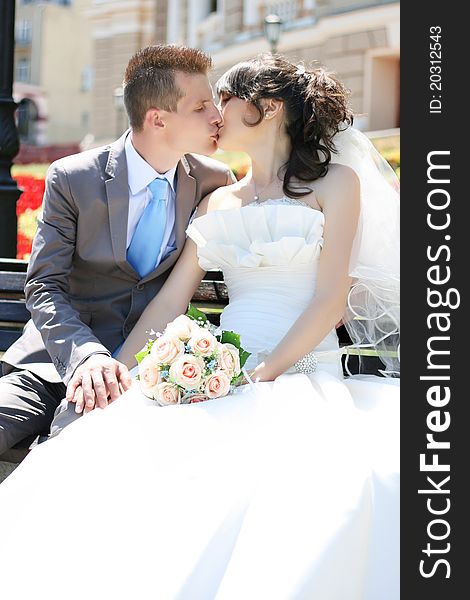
[{"x1": 123, "y1": 44, "x2": 212, "y2": 131}]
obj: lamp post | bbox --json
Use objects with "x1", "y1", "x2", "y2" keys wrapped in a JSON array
[
  {"x1": 113, "y1": 86, "x2": 125, "y2": 138},
  {"x1": 0, "y1": 0, "x2": 22, "y2": 257},
  {"x1": 264, "y1": 14, "x2": 282, "y2": 55}
]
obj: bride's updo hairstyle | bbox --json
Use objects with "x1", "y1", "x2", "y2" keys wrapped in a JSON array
[{"x1": 216, "y1": 54, "x2": 353, "y2": 198}]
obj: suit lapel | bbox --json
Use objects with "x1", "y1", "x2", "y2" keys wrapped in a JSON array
[{"x1": 105, "y1": 132, "x2": 137, "y2": 279}]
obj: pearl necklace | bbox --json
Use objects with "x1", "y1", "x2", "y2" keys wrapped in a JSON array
[{"x1": 252, "y1": 176, "x2": 282, "y2": 202}]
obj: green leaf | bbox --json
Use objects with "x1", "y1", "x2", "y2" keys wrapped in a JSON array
[
  {"x1": 134, "y1": 339, "x2": 154, "y2": 364},
  {"x1": 230, "y1": 373, "x2": 245, "y2": 386},
  {"x1": 186, "y1": 303, "x2": 208, "y2": 324},
  {"x1": 135, "y1": 349, "x2": 148, "y2": 364},
  {"x1": 219, "y1": 330, "x2": 250, "y2": 369},
  {"x1": 238, "y1": 349, "x2": 251, "y2": 370},
  {"x1": 220, "y1": 330, "x2": 240, "y2": 348}
]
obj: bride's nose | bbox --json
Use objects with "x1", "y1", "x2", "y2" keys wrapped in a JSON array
[{"x1": 208, "y1": 102, "x2": 222, "y2": 124}]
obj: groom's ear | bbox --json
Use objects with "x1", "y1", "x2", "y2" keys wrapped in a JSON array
[
  {"x1": 261, "y1": 98, "x2": 283, "y2": 120},
  {"x1": 144, "y1": 108, "x2": 166, "y2": 130}
]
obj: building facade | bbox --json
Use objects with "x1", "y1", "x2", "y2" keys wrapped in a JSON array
[
  {"x1": 14, "y1": 0, "x2": 399, "y2": 145},
  {"x1": 90, "y1": 0, "x2": 399, "y2": 143},
  {"x1": 13, "y1": 0, "x2": 93, "y2": 145}
]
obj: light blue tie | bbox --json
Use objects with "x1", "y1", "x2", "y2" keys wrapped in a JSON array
[{"x1": 127, "y1": 178, "x2": 169, "y2": 279}]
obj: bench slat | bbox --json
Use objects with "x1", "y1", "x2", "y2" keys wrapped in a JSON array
[
  {"x1": 192, "y1": 281, "x2": 228, "y2": 302},
  {"x1": 0, "y1": 259, "x2": 28, "y2": 273},
  {"x1": 0, "y1": 271, "x2": 26, "y2": 293},
  {"x1": 0, "y1": 300, "x2": 30, "y2": 323},
  {"x1": 0, "y1": 329, "x2": 23, "y2": 349}
]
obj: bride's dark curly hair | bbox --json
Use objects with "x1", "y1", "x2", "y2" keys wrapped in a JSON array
[{"x1": 216, "y1": 54, "x2": 354, "y2": 198}]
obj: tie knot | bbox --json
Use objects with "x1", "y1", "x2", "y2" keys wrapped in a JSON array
[{"x1": 148, "y1": 177, "x2": 169, "y2": 201}]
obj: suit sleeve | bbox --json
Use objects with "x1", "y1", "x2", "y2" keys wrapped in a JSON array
[{"x1": 25, "y1": 162, "x2": 110, "y2": 384}]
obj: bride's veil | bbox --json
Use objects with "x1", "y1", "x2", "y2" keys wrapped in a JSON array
[{"x1": 329, "y1": 126, "x2": 400, "y2": 377}]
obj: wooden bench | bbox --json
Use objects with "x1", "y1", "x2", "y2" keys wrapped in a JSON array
[
  {"x1": 0, "y1": 261, "x2": 229, "y2": 354},
  {"x1": 0, "y1": 259, "x2": 29, "y2": 352},
  {"x1": 0, "y1": 258, "x2": 382, "y2": 474},
  {"x1": 0, "y1": 258, "x2": 384, "y2": 376},
  {"x1": 0, "y1": 257, "x2": 355, "y2": 357}
]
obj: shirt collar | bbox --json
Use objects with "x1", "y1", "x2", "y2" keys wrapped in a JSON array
[{"x1": 125, "y1": 133, "x2": 177, "y2": 195}]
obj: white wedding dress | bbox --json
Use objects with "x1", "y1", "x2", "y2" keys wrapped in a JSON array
[{"x1": 0, "y1": 201, "x2": 399, "y2": 600}]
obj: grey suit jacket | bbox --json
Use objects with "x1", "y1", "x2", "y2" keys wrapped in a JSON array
[{"x1": 2, "y1": 132, "x2": 234, "y2": 383}]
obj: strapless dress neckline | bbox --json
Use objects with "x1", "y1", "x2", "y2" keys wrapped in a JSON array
[{"x1": 191, "y1": 197, "x2": 324, "y2": 227}]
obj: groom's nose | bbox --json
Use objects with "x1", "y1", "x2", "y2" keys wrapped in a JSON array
[{"x1": 209, "y1": 102, "x2": 223, "y2": 126}]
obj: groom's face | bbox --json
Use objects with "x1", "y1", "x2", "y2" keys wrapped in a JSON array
[{"x1": 160, "y1": 72, "x2": 222, "y2": 156}]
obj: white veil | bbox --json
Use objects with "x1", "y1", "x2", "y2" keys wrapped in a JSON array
[{"x1": 330, "y1": 126, "x2": 400, "y2": 377}]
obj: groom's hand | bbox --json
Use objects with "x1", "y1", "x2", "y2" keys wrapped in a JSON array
[{"x1": 66, "y1": 354, "x2": 132, "y2": 413}]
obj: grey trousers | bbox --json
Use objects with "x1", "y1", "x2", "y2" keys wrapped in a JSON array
[
  {"x1": 0, "y1": 366, "x2": 66, "y2": 456},
  {"x1": 49, "y1": 398, "x2": 83, "y2": 438}
]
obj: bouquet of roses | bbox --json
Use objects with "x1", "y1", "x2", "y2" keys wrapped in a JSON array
[{"x1": 135, "y1": 305, "x2": 251, "y2": 406}]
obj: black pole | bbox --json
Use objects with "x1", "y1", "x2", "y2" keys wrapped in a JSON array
[{"x1": 0, "y1": 0, "x2": 21, "y2": 257}]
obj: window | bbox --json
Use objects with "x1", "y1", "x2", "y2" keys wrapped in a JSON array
[
  {"x1": 190, "y1": 0, "x2": 222, "y2": 49},
  {"x1": 16, "y1": 20, "x2": 32, "y2": 44},
  {"x1": 17, "y1": 98, "x2": 38, "y2": 144},
  {"x1": 16, "y1": 58, "x2": 31, "y2": 83},
  {"x1": 80, "y1": 66, "x2": 93, "y2": 92}
]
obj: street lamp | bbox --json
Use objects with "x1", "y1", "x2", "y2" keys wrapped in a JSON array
[
  {"x1": 113, "y1": 86, "x2": 125, "y2": 138},
  {"x1": 264, "y1": 14, "x2": 282, "y2": 54},
  {"x1": 0, "y1": 0, "x2": 22, "y2": 257}
]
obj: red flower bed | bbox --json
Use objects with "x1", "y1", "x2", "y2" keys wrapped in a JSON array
[
  {"x1": 17, "y1": 231, "x2": 34, "y2": 260},
  {"x1": 16, "y1": 175, "x2": 45, "y2": 213},
  {"x1": 15, "y1": 175, "x2": 45, "y2": 259}
]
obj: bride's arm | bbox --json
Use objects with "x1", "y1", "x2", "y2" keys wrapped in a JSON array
[
  {"x1": 253, "y1": 166, "x2": 361, "y2": 381},
  {"x1": 116, "y1": 238, "x2": 205, "y2": 369}
]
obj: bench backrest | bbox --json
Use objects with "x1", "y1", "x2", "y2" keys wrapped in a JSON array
[
  {"x1": 0, "y1": 259, "x2": 229, "y2": 352},
  {"x1": 0, "y1": 259, "x2": 381, "y2": 375},
  {"x1": 0, "y1": 260, "x2": 29, "y2": 351}
]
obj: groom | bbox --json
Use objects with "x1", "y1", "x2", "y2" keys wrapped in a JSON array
[{"x1": 0, "y1": 44, "x2": 234, "y2": 456}]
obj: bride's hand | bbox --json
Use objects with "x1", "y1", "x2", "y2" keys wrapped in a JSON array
[
  {"x1": 232, "y1": 364, "x2": 272, "y2": 387},
  {"x1": 250, "y1": 361, "x2": 275, "y2": 383}
]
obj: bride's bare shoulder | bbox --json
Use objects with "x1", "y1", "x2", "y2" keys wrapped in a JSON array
[
  {"x1": 314, "y1": 163, "x2": 360, "y2": 207},
  {"x1": 324, "y1": 163, "x2": 360, "y2": 190},
  {"x1": 195, "y1": 181, "x2": 245, "y2": 218}
]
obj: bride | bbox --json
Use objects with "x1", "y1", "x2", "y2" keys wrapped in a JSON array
[{"x1": 0, "y1": 55, "x2": 399, "y2": 600}]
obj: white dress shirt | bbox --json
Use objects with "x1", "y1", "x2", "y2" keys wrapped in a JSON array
[{"x1": 125, "y1": 134, "x2": 177, "y2": 268}]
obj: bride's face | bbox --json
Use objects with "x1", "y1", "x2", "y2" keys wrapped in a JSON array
[{"x1": 216, "y1": 92, "x2": 262, "y2": 151}]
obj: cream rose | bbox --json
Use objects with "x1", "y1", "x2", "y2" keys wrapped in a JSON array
[
  {"x1": 204, "y1": 371, "x2": 231, "y2": 399},
  {"x1": 218, "y1": 343, "x2": 241, "y2": 379},
  {"x1": 165, "y1": 315, "x2": 199, "y2": 341},
  {"x1": 169, "y1": 355, "x2": 205, "y2": 390},
  {"x1": 188, "y1": 330, "x2": 217, "y2": 357},
  {"x1": 181, "y1": 392, "x2": 209, "y2": 404},
  {"x1": 150, "y1": 334, "x2": 184, "y2": 365},
  {"x1": 154, "y1": 382, "x2": 181, "y2": 406},
  {"x1": 138, "y1": 355, "x2": 162, "y2": 399}
]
